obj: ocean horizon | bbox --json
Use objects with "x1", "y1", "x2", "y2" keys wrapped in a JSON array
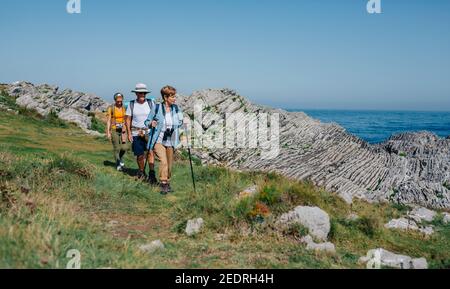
[{"x1": 286, "y1": 109, "x2": 450, "y2": 144}]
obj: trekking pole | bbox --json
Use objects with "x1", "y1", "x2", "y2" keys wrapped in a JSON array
[
  {"x1": 183, "y1": 122, "x2": 196, "y2": 193},
  {"x1": 187, "y1": 147, "x2": 197, "y2": 194}
]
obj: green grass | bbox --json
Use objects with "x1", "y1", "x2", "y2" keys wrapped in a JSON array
[
  {"x1": 89, "y1": 112, "x2": 106, "y2": 134},
  {"x1": 399, "y1": 152, "x2": 407, "y2": 157},
  {"x1": 444, "y1": 182, "x2": 450, "y2": 190},
  {"x1": 0, "y1": 106, "x2": 449, "y2": 269},
  {"x1": 0, "y1": 89, "x2": 17, "y2": 109}
]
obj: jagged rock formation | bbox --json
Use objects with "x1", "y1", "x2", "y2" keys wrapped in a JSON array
[
  {"x1": 3, "y1": 82, "x2": 449, "y2": 209},
  {"x1": 2, "y1": 81, "x2": 108, "y2": 135},
  {"x1": 178, "y1": 89, "x2": 450, "y2": 209}
]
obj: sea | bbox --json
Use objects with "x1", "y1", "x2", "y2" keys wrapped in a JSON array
[{"x1": 287, "y1": 109, "x2": 450, "y2": 144}]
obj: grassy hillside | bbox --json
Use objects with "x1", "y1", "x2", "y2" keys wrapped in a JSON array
[{"x1": 0, "y1": 91, "x2": 449, "y2": 269}]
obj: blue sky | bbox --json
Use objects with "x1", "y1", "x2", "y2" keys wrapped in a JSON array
[{"x1": 0, "y1": 0, "x2": 449, "y2": 110}]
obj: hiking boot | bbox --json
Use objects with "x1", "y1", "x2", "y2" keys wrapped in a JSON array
[
  {"x1": 160, "y1": 183, "x2": 169, "y2": 195},
  {"x1": 167, "y1": 183, "x2": 174, "y2": 193},
  {"x1": 148, "y1": 170, "x2": 158, "y2": 186},
  {"x1": 116, "y1": 161, "x2": 123, "y2": 172},
  {"x1": 136, "y1": 170, "x2": 146, "y2": 180}
]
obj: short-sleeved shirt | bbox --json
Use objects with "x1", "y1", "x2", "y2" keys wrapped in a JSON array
[
  {"x1": 106, "y1": 106, "x2": 126, "y2": 129},
  {"x1": 126, "y1": 101, "x2": 152, "y2": 137}
]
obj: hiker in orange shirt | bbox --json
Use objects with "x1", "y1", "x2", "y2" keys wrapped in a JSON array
[{"x1": 106, "y1": 93, "x2": 130, "y2": 171}]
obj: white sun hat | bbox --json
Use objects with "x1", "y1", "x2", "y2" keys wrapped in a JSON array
[{"x1": 131, "y1": 83, "x2": 151, "y2": 94}]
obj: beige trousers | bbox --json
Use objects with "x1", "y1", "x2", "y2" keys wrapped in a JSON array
[{"x1": 153, "y1": 143, "x2": 174, "y2": 183}]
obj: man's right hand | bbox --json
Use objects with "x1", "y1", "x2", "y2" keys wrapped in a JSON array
[
  {"x1": 107, "y1": 133, "x2": 111, "y2": 141},
  {"x1": 128, "y1": 134, "x2": 133, "y2": 143}
]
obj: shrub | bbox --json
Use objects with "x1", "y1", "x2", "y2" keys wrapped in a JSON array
[
  {"x1": 233, "y1": 197, "x2": 255, "y2": 222},
  {"x1": 46, "y1": 110, "x2": 68, "y2": 128},
  {"x1": 48, "y1": 155, "x2": 94, "y2": 179},
  {"x1": 336, "y1": 215, "x2": 380, "y2": 239},
  {"x1": 354, "y1": 216, "x2": 380, "y2": 238},
  {"x1": 179, "y1": 150, "x2": 202, "y2": 166},
  {"x1": 391, "y1": 203, "x2": 411, "y2": 214},
  {"x1": 284, "y1": 222, "x2": 309, "y2": 238},
  {"x1": 286, "y1": 182, "x2": 321, "y2": 207},
  {"x1": 194, "y1": 167, "x2": 224, "y2": 183},
  {"x1": 0, "y1": 90, "x2": 18, "y2": 109},
  {"x1": 444, "y1": 182, "x2": 450, "y2": 190},
  {"x1": 399, "y1": 152, "x2": 407, "y2": 157},
  {"x1": 248, "y1": 201, "x2": 271, "y2": 221},
  {"x1": 90, "y1": 115, "x2": 105, "y2": 133},
  {"x1": 258, "y1": 185, "x2": 282, "y2": 206}
]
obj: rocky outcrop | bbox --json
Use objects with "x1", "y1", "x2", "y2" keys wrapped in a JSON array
[
  {"x1": 178, "y1": 89, "x2": 450, "y2": 209},
  {"x1": 384, "y1": 206, "x2": 438, "y2": 235},
  {"x1": 408, "y1": 207, "x2": 437, "y2": 223},
  {"x1": 359, "y1": 248, "x2": 428, "y2": 269},
  {"x1": 384, "y1": 218, "x2": 434, "y2": 235},
  {"x1": 3, "y1": 81, "x2": 108, "y2": 134}
]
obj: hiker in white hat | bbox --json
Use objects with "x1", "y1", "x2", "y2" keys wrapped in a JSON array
[{"x1": 125, "y1": 83, "x2": 158, "y2": 183}]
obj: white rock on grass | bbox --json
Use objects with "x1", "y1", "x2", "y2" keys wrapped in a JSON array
[
  {"x1": 419, "y1": 226, "x2": 434, "y2": 235},
  {"x1": 214, "y1": 233, "x2": 229, "y2": 241},
  {"x1": 443, "y1": 213, "x2": 450, "y2": 224},
  {"x1": 384, "y1": 218, "x2": 434, "y2": 235},
  {"x1": 139, "y1": 240, "x2": 165, "y2": 253},
  {"x1": 338, "y1": 192, "x2": 353, "y2": 205},
  {"x1": 83, "y1": 128, "x2": 104, "y2": 137},
  {"x1": 385, "y1": 218, "x2": 418, "y2": 230},
  {"x1": 408, "y1": 207, "x2": 437, "y2": 223},
  {"x1": 106, "y1": 220, "x2": 119, "y2": 227},
  {"x1": 346, "y1": 213, "x2": 360, "y2": 221},
  {"x1": 359, "y1": 248, "x2": 428, "y2": 269},
  {"x1": 411, "y1": 258, "x2": 429, "y2": 269},
  {"x1": 185, "y1": 218, "x2": 204, "y2": 236},
  {"x1": 278, "y1": 206, "x2": 330, "y2": 241},
  {"x1": 58, "y1": 108, "x2": 91, "y2": 130},
  {"x1": 300, "y1": 235, "x2": 336, "y2": 254}
]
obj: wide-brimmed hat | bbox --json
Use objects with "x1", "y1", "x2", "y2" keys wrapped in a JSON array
[{"x1": 131, "y1": 83, "x2": 151, "y2": 94}]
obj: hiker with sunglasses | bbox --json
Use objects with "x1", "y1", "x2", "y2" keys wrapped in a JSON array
[
  {"x1": 125, "y1": 83, "x2": 158, "y2": 183},
  {"x1": 145, "y1": 85, "x2": 184, "y2": 195},
  {"x1": 106, "y1": 93, "x2": 130, "y2": 171}
]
